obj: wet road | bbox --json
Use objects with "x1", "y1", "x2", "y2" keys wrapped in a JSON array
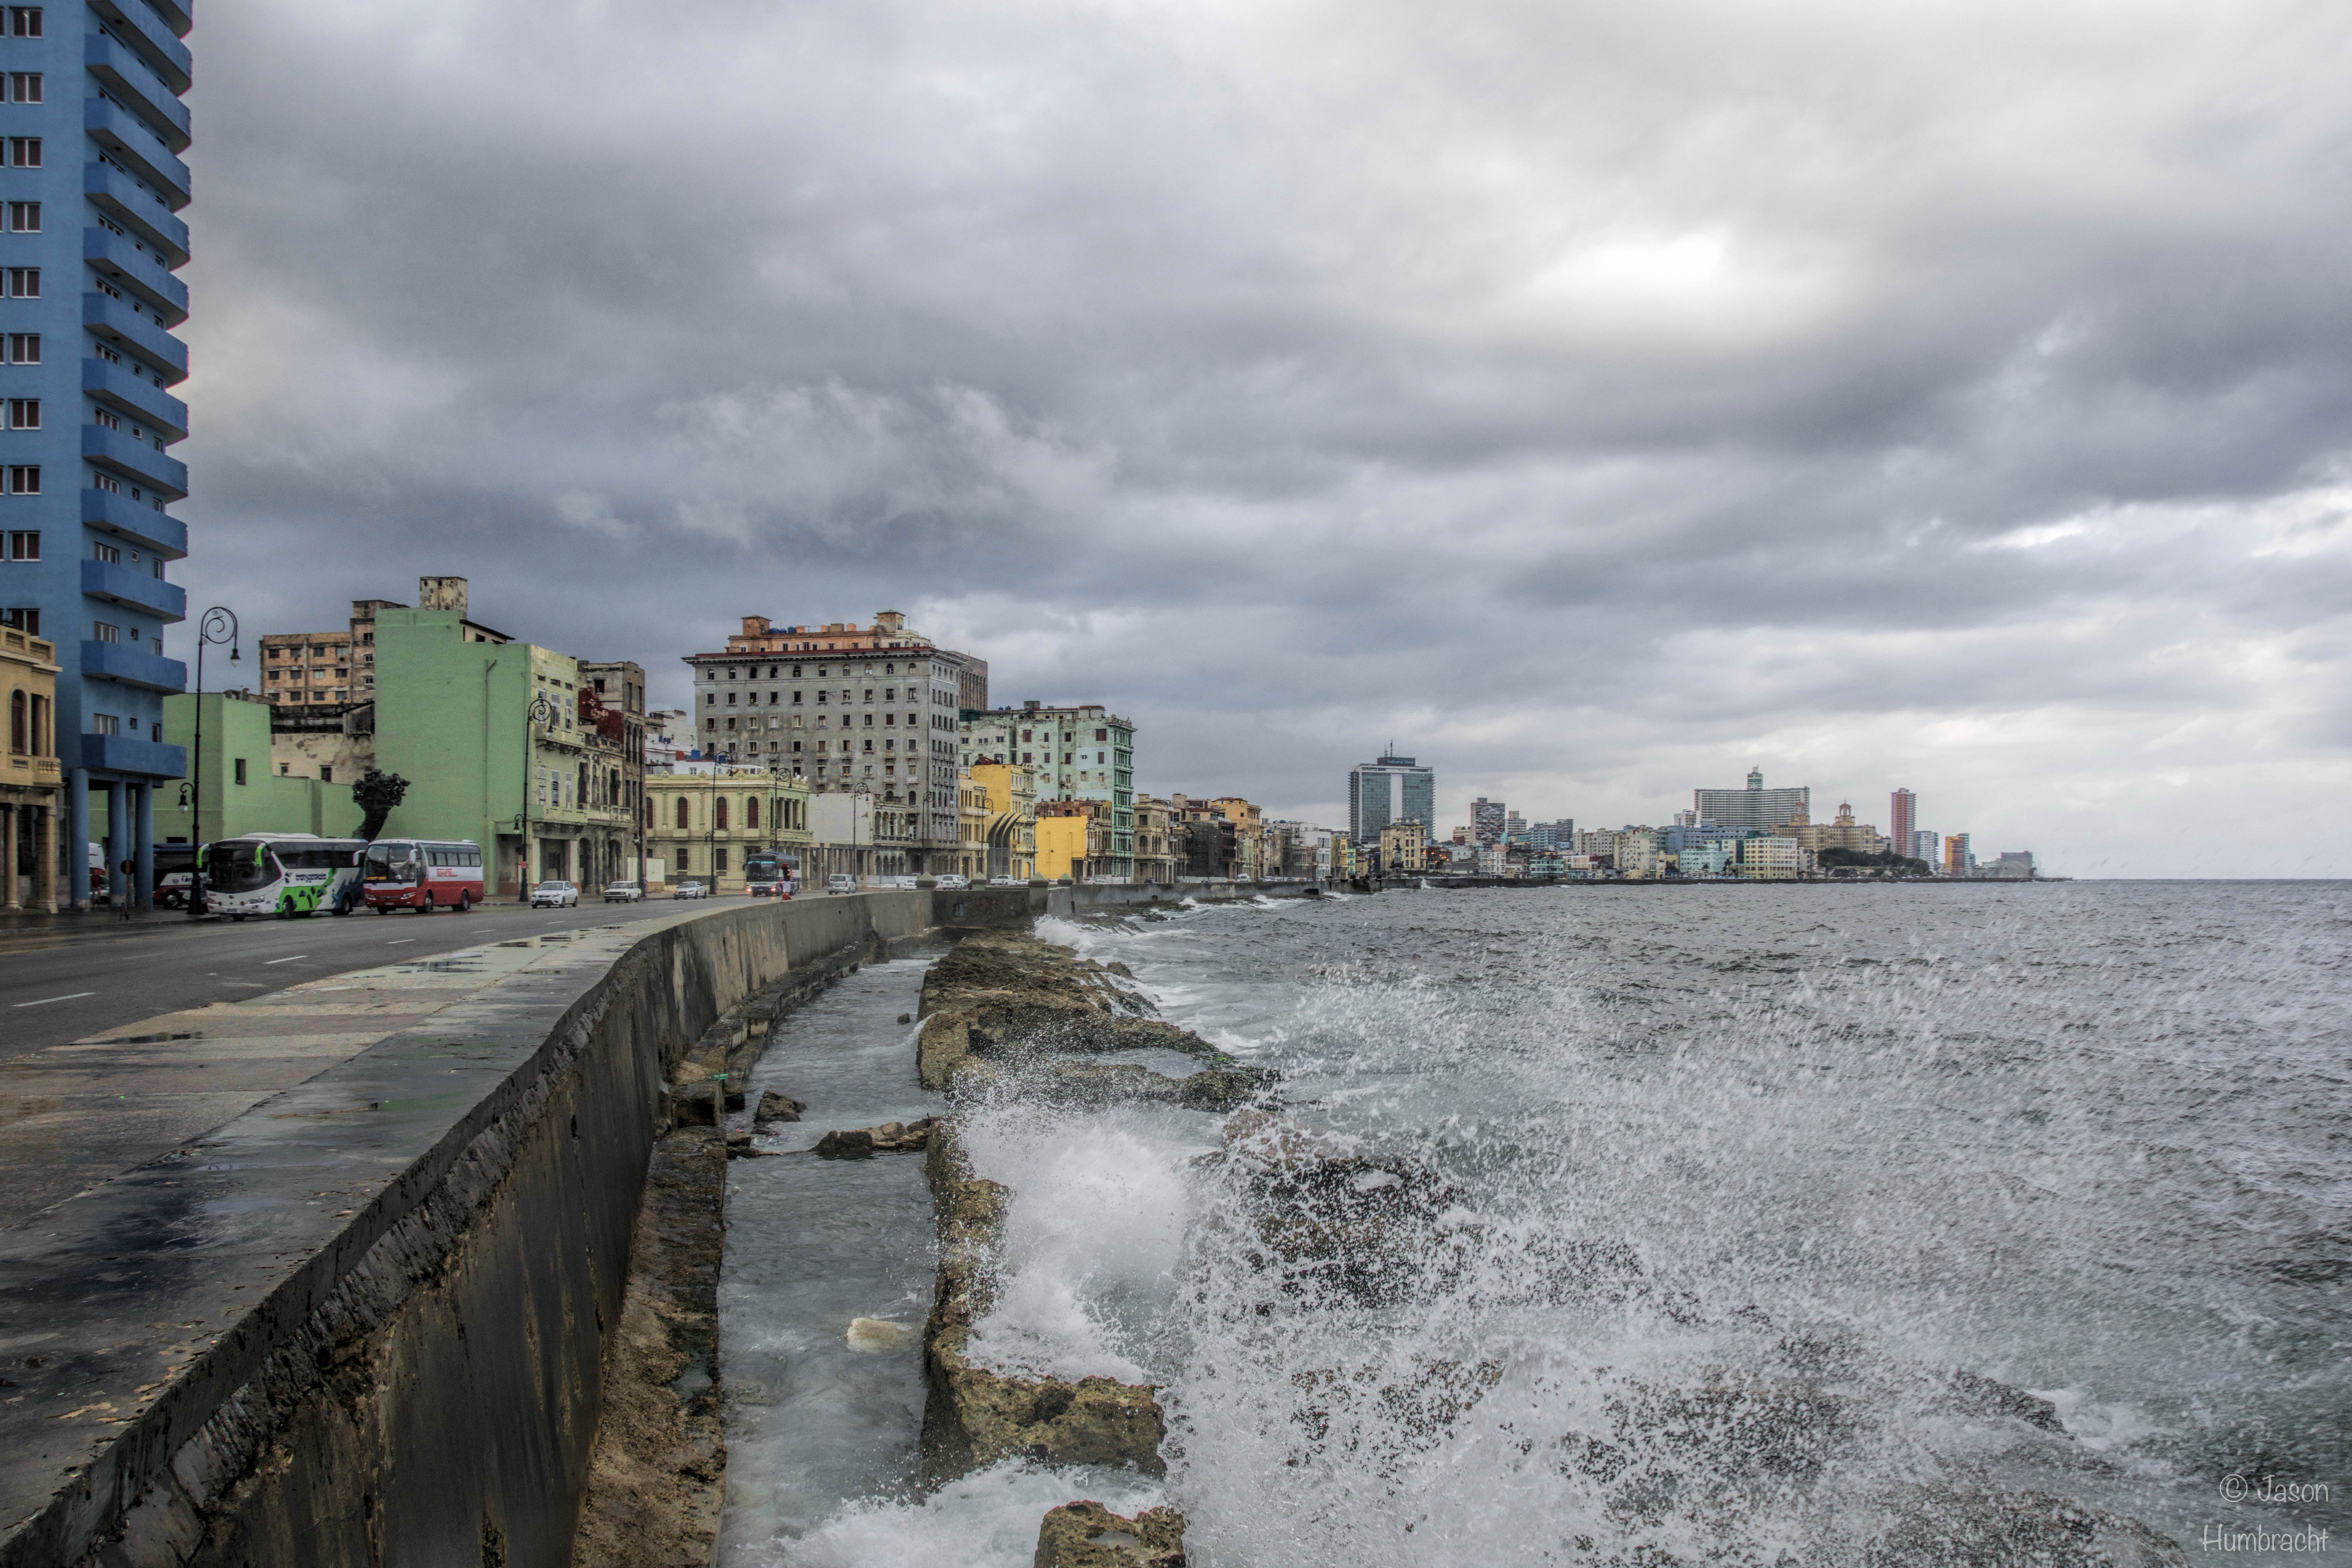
[{"x1": 0, "y1": 894, "x2": 735, "y2": 1060}]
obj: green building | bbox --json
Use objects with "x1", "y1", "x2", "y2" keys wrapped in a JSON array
[
  {"x1": 161, "y1": 692, "x2": 358, "y2": 847},
  {"x1": 366, "y1": 578, "x2": 636, "y2": 895}
]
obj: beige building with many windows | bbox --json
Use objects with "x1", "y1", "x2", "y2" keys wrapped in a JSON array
[
  {"x1": 688, "y1": 613, "x2": 981, "y2": 876},
  {"x1": 1780, "y1": 802, "x2": 1888, "y2": 858},
  {"x1": 1132, "y1": 795, "x2": 1175, "y2": 884},
  {"x1": 644, "y1": 766, "x2": 811, "y2": 892}
]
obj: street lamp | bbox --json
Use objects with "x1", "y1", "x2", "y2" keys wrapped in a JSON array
[
  {"x1": 517, "y1": 689, "x2": 554, "y2": 902},
  {"x1": 187, "y1": 606, "x2": 239, "y2": 918}
]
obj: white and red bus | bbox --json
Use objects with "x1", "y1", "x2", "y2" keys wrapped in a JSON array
[{"x1": 362, "y1": 838, "x2": 485, "y2": 913}]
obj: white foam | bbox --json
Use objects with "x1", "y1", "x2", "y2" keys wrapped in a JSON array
[
  {"x1": 959, "y1": 1107, "x2": 1204, "y2": 1384},
  {"x1": 771, "y1": 1459, "x2": 1163, "y2": 1568}
]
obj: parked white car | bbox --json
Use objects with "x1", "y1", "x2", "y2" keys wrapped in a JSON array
[
  {"x1": 672, "y1": 880, "x2": 708, "y2": 899},
  {"x1": 987, "y1": 875, "x2": 1027, "y2": 887},
  {"x1": 933, "y1": 874, "x2": 969, "y2": 890},
  {"x1": 603, "y1": 881, "x2": 643, "y2": 902},
  {"x1": 530, "y1": 880, "x2": 580, "y2": 908},
  {"x1": 826, "y1": 874, "x2": 859, "y2": 895}
]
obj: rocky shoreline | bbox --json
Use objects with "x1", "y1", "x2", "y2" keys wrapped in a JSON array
[
  {"x1": 912, "y1": 931, "x2": 1208, "y2": 1561},
  {"x1": 891, "y1": 920, "x2": 2190, "y2": 1568},
  {"x1": 639, "y1": 913, "x2": 2197, "y2": 1567}
]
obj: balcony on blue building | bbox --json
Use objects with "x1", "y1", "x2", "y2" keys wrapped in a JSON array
[
  {"x1": 84, "y1": 228, "x2": 188, "y2": 323},
  {"x1": 86, "y1": 0, "x2": 190, "y2": 93},
  {"x1": 85, "y1": 33, "x2": 191, "y2": 151},
  {"x1": 83, "y1": 356, "x2": 188, "y2": 439},
  {"x1": 83, "y1": 487, "x2": 186, "y2": 558},
  {"x1": 85, "y1": 99, "x2": 191, "y2": 210},
  {"x1": 80, "y1": 639, "x2": 187, "y2": 694},
  {"x1": 78, "y1": 731, "x2": 187, "y2": 779},
  {"x1": 84, "y1": 291, "x2": 188, "y2": 380},
  {"x1": 82, "y1": 165, "x2": 189, "y2": 268},
  {"x1": 83, "y1": 425, "x2": 189, "y2": 500},
  {"x1": 82, "y1": 557, "x2": 186, "y2": 623}
]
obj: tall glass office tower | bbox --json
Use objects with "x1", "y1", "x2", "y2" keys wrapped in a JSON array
[
  {"x1": 1348, "y1": 752, "x2": 1434, "y2": 844},
  {"x1": 0, "y1": 0, "x2": 191, "y2": 906}
]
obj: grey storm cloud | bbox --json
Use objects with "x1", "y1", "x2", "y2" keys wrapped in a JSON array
[{"x1": 173, "y1": 0, "x2": 2352, "y2": 874}]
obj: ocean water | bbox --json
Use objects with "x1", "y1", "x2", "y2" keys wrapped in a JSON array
[{"x1": 719, "y1": 885, "x2": 2350, "y2": 1565}]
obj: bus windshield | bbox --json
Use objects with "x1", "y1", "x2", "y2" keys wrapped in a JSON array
[
  {"x1": 744, "y1": 852, "x2": 797, "y2": 879},
  {"x1": 203, "y1": 840, "x2": 278, "y2": 893},
  {"x1": 276, "y1": 841, "x2": 365, "y2": 871},
  {"x1": 365, "y1": 843, "x2": 422, "y2": 885}
]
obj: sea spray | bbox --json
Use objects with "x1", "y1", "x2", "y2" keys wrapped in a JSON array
[{"x1": 722, "y1": 886, "x2": 2346, "y2": 1563}]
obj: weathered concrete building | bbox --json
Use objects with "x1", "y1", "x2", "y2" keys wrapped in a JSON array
[
  {"x1": 690, "y1": 613, "x2": 980, "y2": 875},
  {"x1": 580, "y1": 660, "x2": 648, "y2": 889}
]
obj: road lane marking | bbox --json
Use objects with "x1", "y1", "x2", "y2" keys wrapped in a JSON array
[
  {"x1": 263, "y1": 955, "x2": 309, "y2": 965},
  {"x1": 386, "y1": 939, "x2": 417, "y2": 946},
  {"x1": 11, "y1": 991, "x2": 95, "y2": 1007}
]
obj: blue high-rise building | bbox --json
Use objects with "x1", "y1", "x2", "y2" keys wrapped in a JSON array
[{"x1": 0, "y1": 0, "x2": 191, "y2": 906}]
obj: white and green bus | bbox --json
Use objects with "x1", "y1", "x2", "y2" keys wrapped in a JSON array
[{"x1": 201, "y1": 833, "x2": 370, "y2": 921}]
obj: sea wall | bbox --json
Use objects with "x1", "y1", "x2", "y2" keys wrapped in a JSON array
[
  {"x1": 0, "y1": 891, "x2": 1005, "y2": 1568},
  {"x1": 0, "y1": 879, "x2": 1315, "y2": 1568}
]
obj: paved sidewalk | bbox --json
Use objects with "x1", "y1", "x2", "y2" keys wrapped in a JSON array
[{"x1": 0, "y1": 905, "x2": 218, "y2": 941}]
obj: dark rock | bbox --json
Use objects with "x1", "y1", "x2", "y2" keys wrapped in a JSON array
[
  {"x1": 920, "y1": 1120, "x2": 1166, "y2": 1481},
  {"x1": 1943, "y1": 1367, "x2": 2067, "y2": 1433},
  {"x1": 1033, "y1": 1499, "x2": 1187, "y2": 1568},
  {"x1": 752, "y1": 1090, "x2": 805, "y2": 1127},
  {"x1": 724, "y1": 1086, "x2": 746, "y2": 1112},
  {"x1": 916, "y1": 931, "x2": 1159, "y2": 1089},
  {"x1": 947, "y1": 1058, "x2": 1276, "y2": 1113},
  {"x1": 666, "y1": 1085, "x2": 720, "y2": 1127},
  {"x1": 899, "y1": 1013, "x2": 914, "y2": 1024},
  {"x1": 815, "y1": 1117, "x2": 939, "y2": 1159},
  {"x1": 1865, "y1": 1484, "x2": 2187, "y2": 1566}
]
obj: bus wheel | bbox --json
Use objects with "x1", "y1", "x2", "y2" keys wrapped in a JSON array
[
  {"x1": 456, "y1": 892, "x2": 471, "y2": 913},
  {"x1": 419, "y1": 894, "x2": 434, "y2": 914}
]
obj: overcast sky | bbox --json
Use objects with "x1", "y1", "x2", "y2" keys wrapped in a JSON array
[{"x1": 173, "y1": 0, "x2": 2352, "y2": 875}]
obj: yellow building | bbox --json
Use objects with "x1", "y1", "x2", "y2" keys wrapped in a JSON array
[
  {"x1": 1379, "y1": 818, "x2": 1428, "y2": 873},
  {"x1": 2, "y1": 626, "x2": 62, "y2": 910},
  {"x1": 645, "y1": 766, "x2": 811, "y2": 892},
  {"x1": 966, "y1": 759, "x2": 1036, "y2": 880},
  {"x1": 1034, "y1": 805, "x2": 1088, "y2": 881},
  {"x1": 1737, "y1": 836, "x2": 1803, "y2": 879},
  {"x1": 956, "y1": 772, "x2": 991, "y2": 880}
]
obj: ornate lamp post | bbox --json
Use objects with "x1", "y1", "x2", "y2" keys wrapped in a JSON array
[
  {"x1": 516, "y1": 689, "x2": 554, "y2": 902},
  {"x1": 186, "y1": 606, "x2": 239, "y2": 918}
]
